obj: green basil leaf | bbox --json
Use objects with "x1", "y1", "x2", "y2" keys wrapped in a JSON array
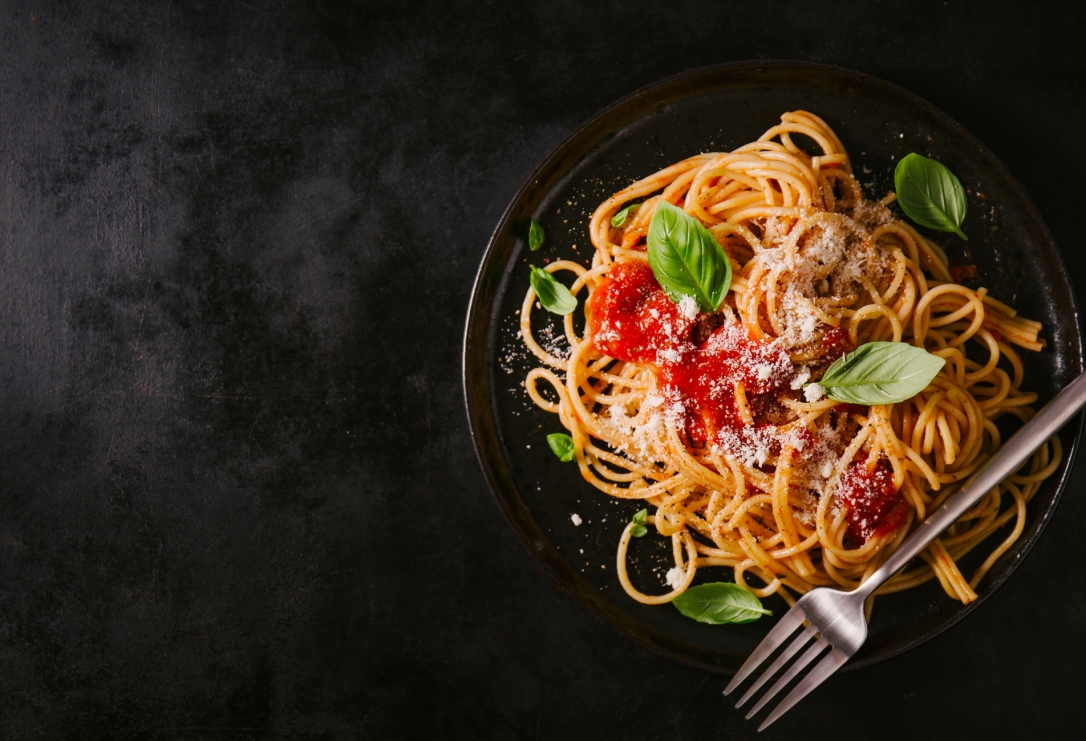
[
  {"x1": 672, "y1": 582, "x2": 771, "y2": 624},
  {"x1": 647, "y1": 201, "x2": 731, "y2": 312},
  {"x1": 530, "y1": 267, "x2": 577, "y2": 315},
  {"x1": 546, "y1": 432, "x2": 575, "y2": 462},
  {"x1": 632, "y1": 509, "x2": 648, "y2": 525},
  {"x1": 894, "y1": 153, "x2": 968, "y2": 240},
  {"x1": 630, "y1": 523, "x2": 648, "y2": 538},
  {"x1": 528, "y1": 218, "x2": 545, "y2": 251},
  {"x1": 819, "y1": 341, "x2": 945, "y2": 405},
  {"x1": 610, "y1": 203, "x2": 639, "y2": 228}
]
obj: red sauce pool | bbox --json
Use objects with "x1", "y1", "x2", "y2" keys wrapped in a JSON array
[
  {"x1": 836, "y1": 452, "x2": 907, "y2": 542},
  {"x1": 586, "y1": 261, "x2": 694, "y2": 365},
  {"x1": 661, "y1": 324, "x2": 791, "y2": 445},
  {"x1": 586, "y1": 262, "x2": 790, "y2": 446}
]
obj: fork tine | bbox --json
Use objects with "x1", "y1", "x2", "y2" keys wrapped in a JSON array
[
  {"x1": 758, "y1": 648, "x2": 849, "y2": 731},
  {"x1": 723, "y1": 607, "x2": 806, "y2": 695},
  {"x1": 744, "y1": 637, "x2": 829, "y2": 720},
  {"x1": 734, "y1": 624, "x2": 816, "y2": 709}
]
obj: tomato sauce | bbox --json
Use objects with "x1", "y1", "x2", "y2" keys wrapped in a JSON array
[
  {"x1": 819, "y1": 324, "x2": 853, "y2": 363},
  {"x1": 586, "y1": 261, "x2": 695, "y2": 364},
  {"x1": 661, "y1": 324, "x2": 792, "y2": 445},
  {"x1": 586, "y1": 262, "x2": 791, "y2": 446},
  {"x1": 836, "y1": 452, "x2": 907, "y2": 542}
]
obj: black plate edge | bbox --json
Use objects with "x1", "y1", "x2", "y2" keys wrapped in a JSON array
[{"x1": 462, "y1": 59, "x2": 1085, "y2": 675}]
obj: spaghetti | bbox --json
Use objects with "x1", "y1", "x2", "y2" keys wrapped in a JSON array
[{"x1": 520, "y1": 111, "x2": 1061, "y2": 613}]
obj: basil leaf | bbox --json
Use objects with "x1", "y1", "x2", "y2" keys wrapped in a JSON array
[
  {"x1": 672, "y1": 582, "x2": 771, "y2": 625},
  {"x1": 546, "y1": 432, "x2": 575, "y2": 462},
  {"x1": 819, "y1": 341, "x2": 945, "y2": 405},
  {"x1": 528, "y1": 218, "x2": 545, "y2": 251},
  {"x1": 647, "y1": 201, "x2": 731, "y2": 312},
  {"x1": 530, "y1": 267, "x2": 577, "y2": 315},
  {"x1": 894, "y1": 153, "x2": 968, "y2": 240},
  {"x1": 629, "y1": 508, "x2": 649, "y2": 537},
  {"x1": 611, "y1": 203, "x2": 639, "y2": 228},
  {"x1": 632, "y1": 509, "x2": 648, "y2": 525},
  {"x1": 631, "y1": 523, "x2": 648, "y2": 538}
]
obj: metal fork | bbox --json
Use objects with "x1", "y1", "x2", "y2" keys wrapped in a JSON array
[{"x1": 724, "y1": 372, "x2": 1086, "y2": 731}]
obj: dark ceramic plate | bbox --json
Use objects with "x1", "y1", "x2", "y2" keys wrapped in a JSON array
[{"x1": 463, "y1": 61, "x2": 1083, "y2": 673}]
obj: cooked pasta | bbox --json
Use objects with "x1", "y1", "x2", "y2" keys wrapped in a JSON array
[{"x1": 521, "y1": 111, "x2": 1060, "y2": 613}]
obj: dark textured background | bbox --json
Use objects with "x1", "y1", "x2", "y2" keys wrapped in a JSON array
[{"x1": 1, "y1": 1, "x2": 1084, "y2": 739}]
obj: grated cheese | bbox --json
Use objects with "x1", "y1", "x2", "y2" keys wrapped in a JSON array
[{"x1": 678, "y1": 295, "x2": 699, "y2": 321}]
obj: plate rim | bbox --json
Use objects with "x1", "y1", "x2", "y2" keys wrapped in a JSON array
[{"x1": 462, "y1": 59, "x2": 1085, "y2": 674}]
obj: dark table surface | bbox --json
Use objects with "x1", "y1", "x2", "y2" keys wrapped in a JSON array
[{"x1": 2, "y1": 1, "x2": 1085, "y2": 739}]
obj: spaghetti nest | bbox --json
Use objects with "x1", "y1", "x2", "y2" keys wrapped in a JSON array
[{"x1": 520, "y1": 111, "x2": 1061, "y2": 612}]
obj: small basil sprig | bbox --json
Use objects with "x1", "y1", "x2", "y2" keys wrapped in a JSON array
[
  {"x1": 528, "y1": 218, "x2": 545, "y2": 251},
  {"x1": 647, "y1": 201, "x2": 731, "y2": 312},
  {"x1": 547, "y1": 432, "x2": 575, "y2": 462},
  {"x1": 672, "y1": 582, "x2": 771, "y2": 624},
  {"x1": 529, "y1": 267, "x2": 577, "y2": 315},
  {"x1": 818, "y1": 341, "x2": 945, "y2": 405},
  {"x1": 630, "y1": 509, "x2": 648, "y2": 537},
  {"x1": 611, "y1": 203, "x2": 639, "y2": 228},
  {"x1": 894, "y1": 153, "x2": 968, "y2": 240}
]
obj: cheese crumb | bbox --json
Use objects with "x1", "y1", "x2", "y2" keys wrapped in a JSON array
[
  {"x1": 755, "y1": 363, "x2": 773, "y2": 380},
  {"x1": 665, "y1": 567, "x2": 686, "y2": 590},
  {"x1": 644, "y1": 393, "x2": 664, "y2": 408},
  {"x1": 804, "y1": 383, "x2": 826, "y2": 403},
  {"x1": 799, "y1": 312, "x2": 819, "y2": 339},
  {"x1": 571, "y1": 513, "x2": 583, "y2": 526},
  {"x1": 791, "y1": 367, "x2": 811, "y2": 390},
  {"x1": 677, "y1": 295, "x2": 699, "y2": 321}
]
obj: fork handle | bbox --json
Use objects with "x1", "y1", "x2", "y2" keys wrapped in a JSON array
[{"x1": 854, "y1": 371, "x2": 1086, "y2": 600}]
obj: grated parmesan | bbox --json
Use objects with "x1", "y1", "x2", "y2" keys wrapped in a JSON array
[{"x1": 678, "y1": 295, "x2": 699, "y2": 321}]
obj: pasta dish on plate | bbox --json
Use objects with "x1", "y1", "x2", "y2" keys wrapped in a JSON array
[{"x1": 518, "y1": 111, "x2": 1061, "y2": 616}]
